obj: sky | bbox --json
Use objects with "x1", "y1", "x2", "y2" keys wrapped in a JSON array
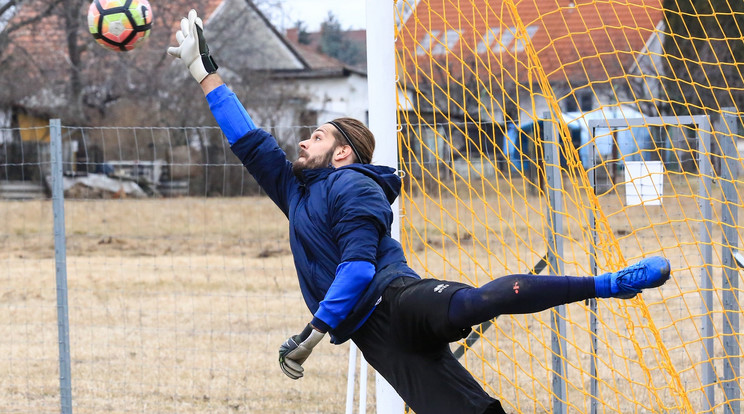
[{"x1": 264, "y1": 0, "x2": 367, "y2": 32}]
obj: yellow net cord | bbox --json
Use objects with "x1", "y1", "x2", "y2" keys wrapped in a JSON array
[{"x1": 395, "y1": 0, "x2": 743, "y2": 412}]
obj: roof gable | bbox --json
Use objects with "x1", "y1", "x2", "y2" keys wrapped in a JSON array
[
  {"x1": 398, "y1": 0, "x2": 664, "y2": 84},
  {"x1": 207, "y1": 0, "x2": 307, "y2": 71}
]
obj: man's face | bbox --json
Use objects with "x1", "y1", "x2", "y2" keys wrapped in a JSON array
[{"x1": 293, "y1": 124, "x2": 338, "y2": 173}]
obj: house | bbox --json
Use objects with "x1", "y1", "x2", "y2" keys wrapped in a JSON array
[
  {"x1": 395, "y1": 0, "x2": 665, "y2": 177},
  {"x1": 188, "y1": 0, "x2": 368, "y2": 133},
  {"x1": 398, "y1": 0, "x2": 664, "y2": 116},
  {"x1": 0, "y1": 0, "x2": 368, "y2": 195},
  {"x1": 285, "y1": 27, "x2": 367, "y2": 71},
  {"x1": 0, "y1": 0, "x2": 367, "y2": 130}
]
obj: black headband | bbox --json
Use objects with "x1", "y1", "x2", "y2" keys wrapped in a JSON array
[{"x1": 327, "y1": 120, "x2": 365, "y2": 164}]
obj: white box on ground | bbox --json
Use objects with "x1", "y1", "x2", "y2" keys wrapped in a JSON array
[{"x1": 624, "y1": 161, "x2": 664, "y2": 206}]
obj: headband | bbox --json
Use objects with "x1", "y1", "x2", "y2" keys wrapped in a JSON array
[{"x1": 327, "y1": 120, "x2": 365, "y2": 164}]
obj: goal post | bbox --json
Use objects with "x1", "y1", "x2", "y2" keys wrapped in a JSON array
[{"x1": 366, "y1": 0, "x2": 405, "y2": 412}]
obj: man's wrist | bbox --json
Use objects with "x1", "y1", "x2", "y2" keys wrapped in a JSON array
[
  {"x1": 200, "y1": 73, "x2": 224, "y2": 96},
  {"x1": 310, "y1": 318, "x2": 330, "y2": 334}
]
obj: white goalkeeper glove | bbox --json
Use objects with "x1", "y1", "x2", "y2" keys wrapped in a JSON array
[
  {"x1": 278, "y1": 324, "x2": 326, "y2": 380},
  {"x1": 167, "y1": 9, "x2": 218, "y2": 83}
]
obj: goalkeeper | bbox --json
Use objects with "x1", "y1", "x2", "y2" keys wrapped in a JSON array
[{"x1": 168, "y1": 10, "x2": 671, "y2": 414}]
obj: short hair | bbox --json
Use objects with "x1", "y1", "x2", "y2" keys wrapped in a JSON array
[{"x1": 328, "y1": 117, "x2": 375, "y2": 164}]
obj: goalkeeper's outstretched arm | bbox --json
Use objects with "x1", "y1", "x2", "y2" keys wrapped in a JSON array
[{"x1": 167, "y1": 9, "x2": 254, "y2": 144}]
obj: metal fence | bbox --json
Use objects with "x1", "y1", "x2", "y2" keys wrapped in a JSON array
[{"x1": 1, "y1": 121, "x2": 369, "y2": 414}]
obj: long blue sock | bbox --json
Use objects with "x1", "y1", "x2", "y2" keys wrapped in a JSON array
[
  {"x1": 448, "y1": 274, "x2": 596, "y2": 329},
  {"x1": 594, "y1": 273, "x2": 613, "y2": 298}
]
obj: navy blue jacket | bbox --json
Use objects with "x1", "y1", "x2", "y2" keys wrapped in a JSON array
[{"x1": 231, "y1": 128, "x2": 419, "y2": 344}]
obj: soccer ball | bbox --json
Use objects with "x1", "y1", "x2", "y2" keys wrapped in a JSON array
[{"x1": 87, "y1": 0, "x2": 153, "y2": 51}]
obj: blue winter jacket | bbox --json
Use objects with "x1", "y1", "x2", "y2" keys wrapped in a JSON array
[
  {"x1": 231, "y1": 129, "x2": 419, "y2": 343},
  {"x1": 210, "y1": 85, "x2": 419, "y2": 343}
]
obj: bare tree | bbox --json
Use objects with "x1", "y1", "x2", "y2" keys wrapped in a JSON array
[
  {"x1": 0, "y1": 0, "x2": 188, "y2": 123},
  {"x1": 318, "y1": 12, "x2": 365, "y2": 68},
  {"x1": 0, "y1": 0, "x2": 318, "y2": 197},
  {"x1": 661, "y1": 0, "x2": 744, "y2": 114},
  {"x1": 0, "y1": 0, "x2": 312, "y2": 127}
]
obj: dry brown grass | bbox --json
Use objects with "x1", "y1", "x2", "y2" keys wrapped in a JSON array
[
  {"x1": 399, "y1": 174, "x2": 734, "y2": 413},
  {"x1": 0, "y1": 174, "x2": 736, "y2": 412},
  {"x1": 1, "y1": 197, "x2": 371, "y2": 414}
]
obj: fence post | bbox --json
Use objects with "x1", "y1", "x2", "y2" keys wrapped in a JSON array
[
  {"x1": 50, "y1": 119, "x2": 73, "y2": 414},
  {"x1": 698, "y1": 116, "x2": 715, "y2": 412},
  {"x1": 544, "y1": 114, "x2": 567, "y2": 414},
  {"x1": 587, "y1": 134, "x2": 599, "y2": 414},
  {"x1": 720, "y1": 111, "x2": 740, "y2": 414}
]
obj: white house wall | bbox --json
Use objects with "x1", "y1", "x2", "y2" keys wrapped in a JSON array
[
  {"x1": 297, "y1": 74, "x2": 369, "y2": 125},
  {"x1": 0, "y1": 108, "x2": 11, "y2": 144}
]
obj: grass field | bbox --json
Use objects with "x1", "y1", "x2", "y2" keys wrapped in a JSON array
[
  {"x1": 0, "y1": 174, "x2": 732, "y2": 412},
  {"x1": 398, "y1": 174, "x2": 723, "y2": 413},
  {"x1": 1, "y1": 197, "x2": 369, "y2": 413}
]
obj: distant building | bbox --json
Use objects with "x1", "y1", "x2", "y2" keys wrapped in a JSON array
[
  {"x1": 0, "y1": 0, "x2": 368, "y2": 132},
  {"x1": 285, "y1": 27, "x2": 367, "y2": 71},
  {"x1": 397, "y1": 0, "x2": 664, "y2": 122},
  {"x1": 395, "y1": 0, "x2": 665, "y2": 178},
  {"x1": 0, "y1": 0, "x2": 368, "y2": 195}
]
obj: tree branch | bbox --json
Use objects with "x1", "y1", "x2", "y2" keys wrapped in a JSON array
[{"x1": 1, "y1": 0, "x2": 66, "y2": 36}]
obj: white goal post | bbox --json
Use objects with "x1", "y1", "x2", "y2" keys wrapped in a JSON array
[{"x1": 363, "y1": 1, "x2": 406, "y2": 413}]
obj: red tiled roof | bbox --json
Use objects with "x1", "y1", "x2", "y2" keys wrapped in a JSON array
[
  {"x1": 291, "y1": 41, "x2": 347, "y2": 70},
  {"x1": 285, "y1": 27, "x2": 367, "y2": 71},
  {"x1": 284, "y1": 28, "x2": 366, "y2": 74},
  {"x1": 398, "y1": 0, "x2": 663, "y2": 85}
]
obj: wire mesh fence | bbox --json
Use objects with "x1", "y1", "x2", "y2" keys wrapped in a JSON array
[
  {"x1": 0, "y1": 122, "x2": 371, "y2": 414},
  {"x1": 3, "y1": 114, "x2": 744, "y2": 413}
]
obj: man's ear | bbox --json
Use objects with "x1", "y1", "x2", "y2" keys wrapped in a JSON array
[{"x1": 334, "y1": 145, "x2": 353, "y2": 163}]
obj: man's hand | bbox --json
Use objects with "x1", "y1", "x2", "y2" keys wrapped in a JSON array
[
  {"x1": 278, "y1": 324, "x2": 326, "y2": 380},
  {"x1": 167, "y1": 9, "x2": 218, "y2": 83}
]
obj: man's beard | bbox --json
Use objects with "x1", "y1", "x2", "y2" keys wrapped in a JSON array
[{"x1": 292, "y1": 148, "x2": 335, "y2": 179}]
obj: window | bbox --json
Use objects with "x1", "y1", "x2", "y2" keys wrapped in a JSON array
[
  {"x1": 416, "y1": 30, "x2": 441, "y2": 55},
  {"x1": 564, "y1": 92, "x2": 594, "y2": 113},
  {"x1": 417, "y1": 29, "x2": 460, "y2": 56},
  {"x1": 494, "y1": 28, "x2": 515, "y2": 52},
  {"x1": 513, "y1": 26, "x2": 539, "y2": 52},
  {"x1": 477, "y1": 25, "x2": 539, "y2": 53},
  {"x1": 298, "y1": 110, "x2": 318, "y2": 142},
  {"x1": 431, "y1": 29, "x2": 461, "y2": 55},
  {"x1": 564, "y1": 98, "x2": 578, "y2": 113},
  {"x1": 477, "y1": 28, "x2": 501, "y2": 54},
  {"x1": 580, "y1": 93, "x2": 594, "y2": 111}
]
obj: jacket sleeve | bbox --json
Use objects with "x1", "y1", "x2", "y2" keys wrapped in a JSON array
[
  {"x1": 329, "y1": 172, "x2": 392, "y2": 262},
  {"x1": 207, "y1": 85, "x2": 297, "y2": 215},
  {"x1": 311, "y1": 172, "x2": 393, "y2": 330},
  {"x1": 206, "y1": 84, "x2": 256, "y2": 145},
  {"x1": 312, "y1": 260, "x2": 375, "y2": 332}
]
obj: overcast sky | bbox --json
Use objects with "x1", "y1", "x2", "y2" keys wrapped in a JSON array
[{"x1": 263, "y1": 0, "x2": 367, "y2": 32}]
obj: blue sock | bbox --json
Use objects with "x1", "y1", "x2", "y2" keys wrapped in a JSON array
[
  {"x1": 448, "y1": 274, "x2": 596, "y2": 328},
  {"x1": 594, "y1": 273, "x2": 612, "y2": 298}
]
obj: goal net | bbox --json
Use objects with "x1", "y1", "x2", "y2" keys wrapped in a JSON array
[{"x1": 395, "y1": 0, "x2": 743, "y2": 412}]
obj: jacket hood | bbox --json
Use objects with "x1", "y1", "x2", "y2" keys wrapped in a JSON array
[
  {"x1": 301, "y1": 164, "x2": 401, "y2": 204},
  {"x1": 338, "y1": 164, "x2": 401, "y2": 204}
]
